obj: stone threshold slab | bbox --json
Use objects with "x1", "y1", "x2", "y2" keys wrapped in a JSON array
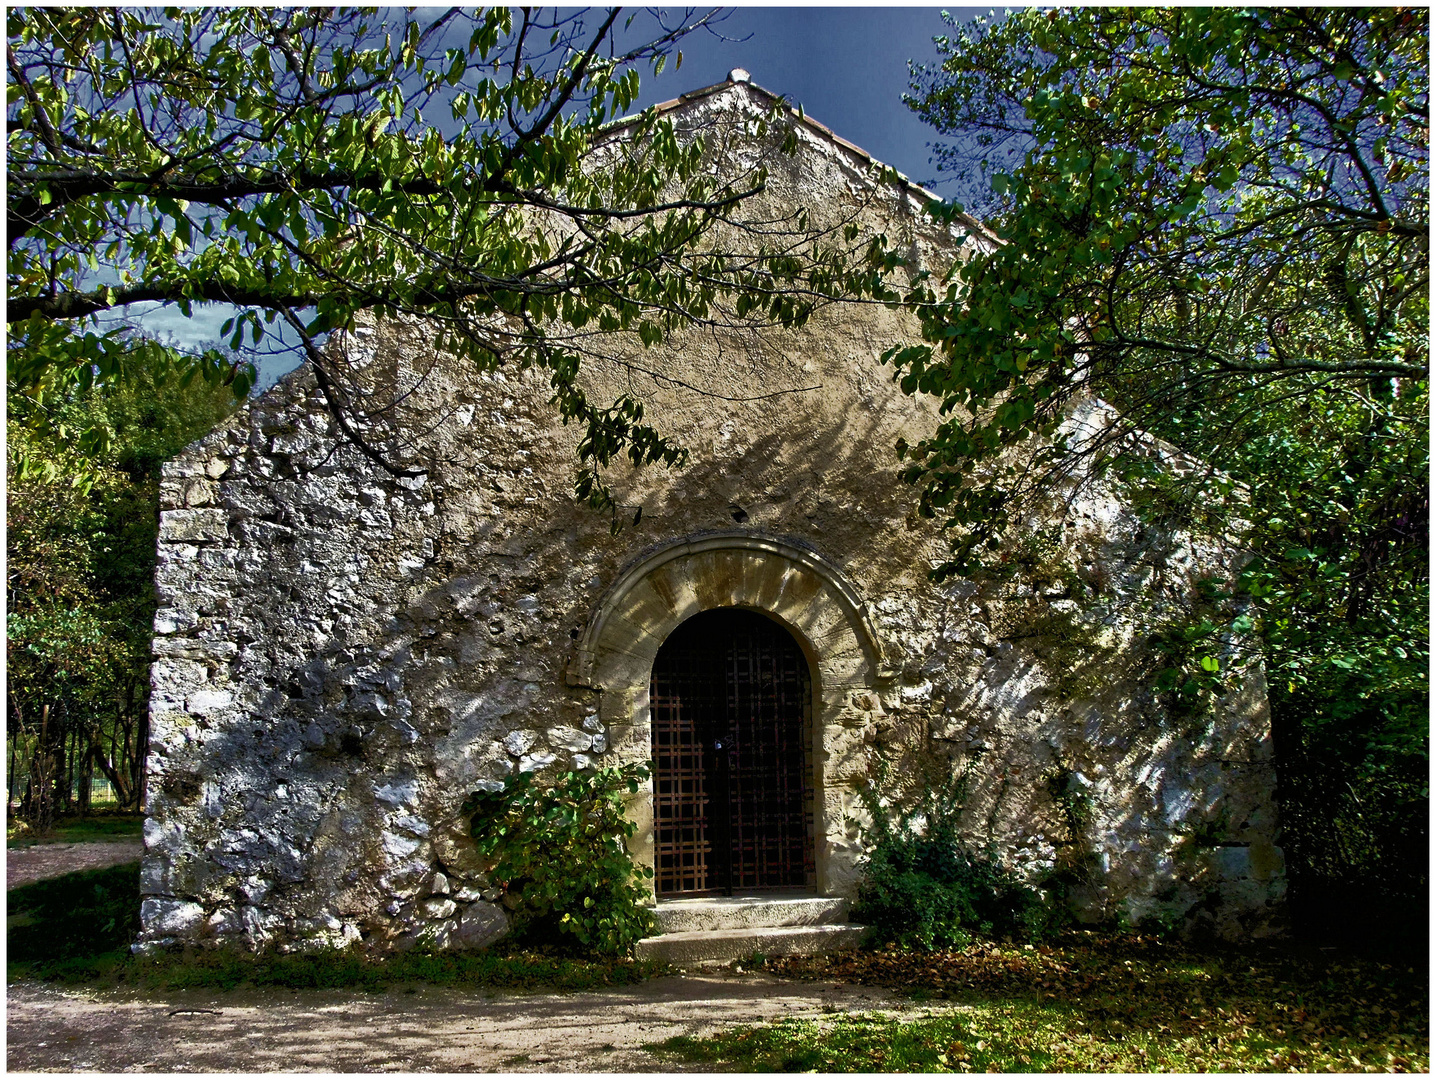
[
  {"x1": 636, "y1": 923, "x2": 869, "y2": 965},
  {"x1": 652, "y1": 893, "x2": 851, "y2": 933}
]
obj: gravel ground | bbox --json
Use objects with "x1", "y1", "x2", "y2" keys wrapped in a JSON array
[
  {"x1": 7, "y1": 840, "x2": 144, "y2": 890},
  {"x1": 7, "y1": 973, "x2": 912, "y2": 1072},
  {"x1": 7, "y1": 841, "x2": 913, "y2": 1072}
]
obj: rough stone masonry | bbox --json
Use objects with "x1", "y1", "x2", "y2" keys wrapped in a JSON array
[{"x1": 138, "y1": 75, "x2": 1285, "y2": 955}]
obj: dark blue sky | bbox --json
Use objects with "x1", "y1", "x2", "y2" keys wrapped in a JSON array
[
  {"x1": 128, "y1": 7, "x2": 981, "y2": 381},
  {"x1": 629, "y1": 8, "x2": 978, "y2": 187}
]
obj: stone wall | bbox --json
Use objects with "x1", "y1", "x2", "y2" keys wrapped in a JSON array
[{"x1": 137, "y1": 81, "x2": 1284, "y2": 954}]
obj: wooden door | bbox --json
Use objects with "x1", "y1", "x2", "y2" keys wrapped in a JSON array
[{"x1": 650, "y1": 608, "x2": 812, "y2": 897}]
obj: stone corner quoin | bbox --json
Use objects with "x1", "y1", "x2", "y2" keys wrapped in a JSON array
[{"x1": 137, "y1": 81, "x2": 1284, "y2": 956}]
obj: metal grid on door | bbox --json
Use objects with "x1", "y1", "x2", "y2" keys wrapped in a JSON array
[
  {"x1": 650, "y1": 608, "x2": 813, "y2": 897},
  {"x1": 649, "y1": 637, "x2": 718, "y2": 894}
]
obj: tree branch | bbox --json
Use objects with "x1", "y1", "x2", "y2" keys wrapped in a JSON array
[
  {"x1": 6, "y1": 43, "x2": 61, "y2": 155},
  {"x1": 276, "y1": 304, "x2": 424, "y2": 479}
]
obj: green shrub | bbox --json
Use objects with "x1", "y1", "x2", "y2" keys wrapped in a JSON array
[
  {"x1": 851, "y1": 761, "x2": 1055, "y2": 949},
  {"x1": 463, "y1": 763, "x2": 657, "y2": 958}
]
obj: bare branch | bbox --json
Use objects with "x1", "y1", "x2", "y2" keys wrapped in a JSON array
[{"x1": 275, "y1": 305, "x2": 424, "y2": 479}]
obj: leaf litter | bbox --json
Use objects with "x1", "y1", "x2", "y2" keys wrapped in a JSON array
[{"x1": 650, "y1": 930, "x2": 1428, "y2": 1072}]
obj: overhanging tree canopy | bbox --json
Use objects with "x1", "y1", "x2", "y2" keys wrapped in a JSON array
[
  {"x1": 888, "y1": 6, "x2": 1427, "y2": 566},
  {"x1": 8, "y1": 6, "x2": 871, "y2": 499}
]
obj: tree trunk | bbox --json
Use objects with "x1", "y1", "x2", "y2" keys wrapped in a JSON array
[
  {"x1": 62, "y1": 724, "x2": 76, "y2": 815},
  {"x1": 30, "y1": 703, "x2": 54, "y2": 830},
  {"x1": 8, "y1": 728, "x2": 19, "y2": 813},
  {"x1": 135, "y1": 702, "x2": 150, "y2": 811},
  {"x1": 76, "y1": 736, "x2": 92, "y2": 815},
  {"x1": 89, "y1": 721, "x2": 137, "y2": 809}
]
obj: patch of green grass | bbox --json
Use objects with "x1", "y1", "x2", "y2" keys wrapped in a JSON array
[
  {"x1": 651, "y1": 935, "x2": 1428, "y2": 1072},
  {"x1": 8, "y1": 811, "x2": 145, "y2": 848},
  {"x1": 7, "y1": 860, "x2": 142, "y2": 964},
  {"x1": 651, "y1": 995, "x2": 1427, "y2": 1074},
  {"x1": 7, "y1": 859, "x2": 666, "y2": 993},
  {"x1": 115, "y1": 945, "x2": 666, "y2": 994}
]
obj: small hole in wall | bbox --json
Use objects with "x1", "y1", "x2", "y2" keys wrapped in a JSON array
[
  {"x1": 729, "y1": 504, "x2": 749, "y2": 524},
  {"x1": 339, "y1": 731, "x2": 364, "y2": 756},
  {"x1": 570, "y1": 628, "x2": 581, "y2": 639}
]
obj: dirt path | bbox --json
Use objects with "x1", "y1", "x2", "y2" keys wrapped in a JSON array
[
  {"x1": 6, "y1": 843, "x2": 916, "y2": 1071},
  {"x1": 7, "y1": 840, "x2": 144, "y2": 890},
  {"x1": 7, "y1": 972, "x2": 914, "y2": 1072}
]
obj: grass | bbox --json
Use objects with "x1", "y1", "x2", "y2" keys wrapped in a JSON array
[
  {"x1": 120, "y1": 945, "x2": 664, "y2": 994},
  {"x1": 7, "y1": 860, "x2": 665, "y2": 993},
  {"x1": 646, "y1": 933, "x2": 1429, "y2": 1073},
  {"x1": 7, "y1": 810, "x2": 144, "y2": 848},
  {"x1": 8, "y1": 860, "x2": 144, "y2": 968}
]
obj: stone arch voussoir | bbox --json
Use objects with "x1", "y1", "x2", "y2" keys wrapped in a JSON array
[{"x1": 568, "y1": 531, "x2": 893, "y2": 692}]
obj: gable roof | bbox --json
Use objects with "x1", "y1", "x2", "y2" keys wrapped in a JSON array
[{"x1": 606, "y1": 70, "x2": 999, "y2": 245}]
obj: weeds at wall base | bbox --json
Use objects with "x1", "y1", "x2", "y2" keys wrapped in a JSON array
[
  {"x1": 7, "y1": 859, "x2": 666, "y2": 992},
  {"x1": 10, "y1": 944, "x2": 668, "y2": 994}
]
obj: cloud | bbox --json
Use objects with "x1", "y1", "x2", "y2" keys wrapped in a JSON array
[{"x1": 109, "y1": 300, "x2": 237, "y2": 350}]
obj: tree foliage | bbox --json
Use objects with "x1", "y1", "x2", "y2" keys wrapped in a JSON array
[
  {"x1": 7, "y1": 341, "x2": 240, "y2": 820},
  {"x1": 890, "y1": 6, "x2": 1426, "y2": 564},
  {"x1": 8, "y1": 7, "x2": 871, "y2": 504},
  {"x1": 893, "y1": 7, "x2": 1428, "y2": 931}
]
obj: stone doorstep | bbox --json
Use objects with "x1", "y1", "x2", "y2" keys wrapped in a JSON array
[
  {"x1": 638, "y1": 894, "x2": 865, "y2": 965},
  {"x1": 635, "y1": 923, "x2": 869, "y2": 966},
  {"x1": 651, "y1": 893, "x2": 852, "y2": 934}
]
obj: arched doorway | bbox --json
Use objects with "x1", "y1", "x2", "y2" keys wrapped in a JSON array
[
  {"x1": 569, "y1": 533, "x2": 894, "y2": 898},
  {"x1": 650, "y1": 607, "x2": 814, "y2": 897}
]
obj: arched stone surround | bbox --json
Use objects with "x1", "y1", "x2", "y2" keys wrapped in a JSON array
[{"x1": 567, "y1": 531, "x2": 895, "y2": 897}]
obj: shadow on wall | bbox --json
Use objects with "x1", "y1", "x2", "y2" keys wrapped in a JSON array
[{"x1": 861, "y1": 633, "x2": 1285, "y2": 942}]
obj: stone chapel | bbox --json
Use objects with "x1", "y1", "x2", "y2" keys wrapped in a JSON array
[{"x1": 136, "y1": 73, "x2": 1285, "y2": 957}]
